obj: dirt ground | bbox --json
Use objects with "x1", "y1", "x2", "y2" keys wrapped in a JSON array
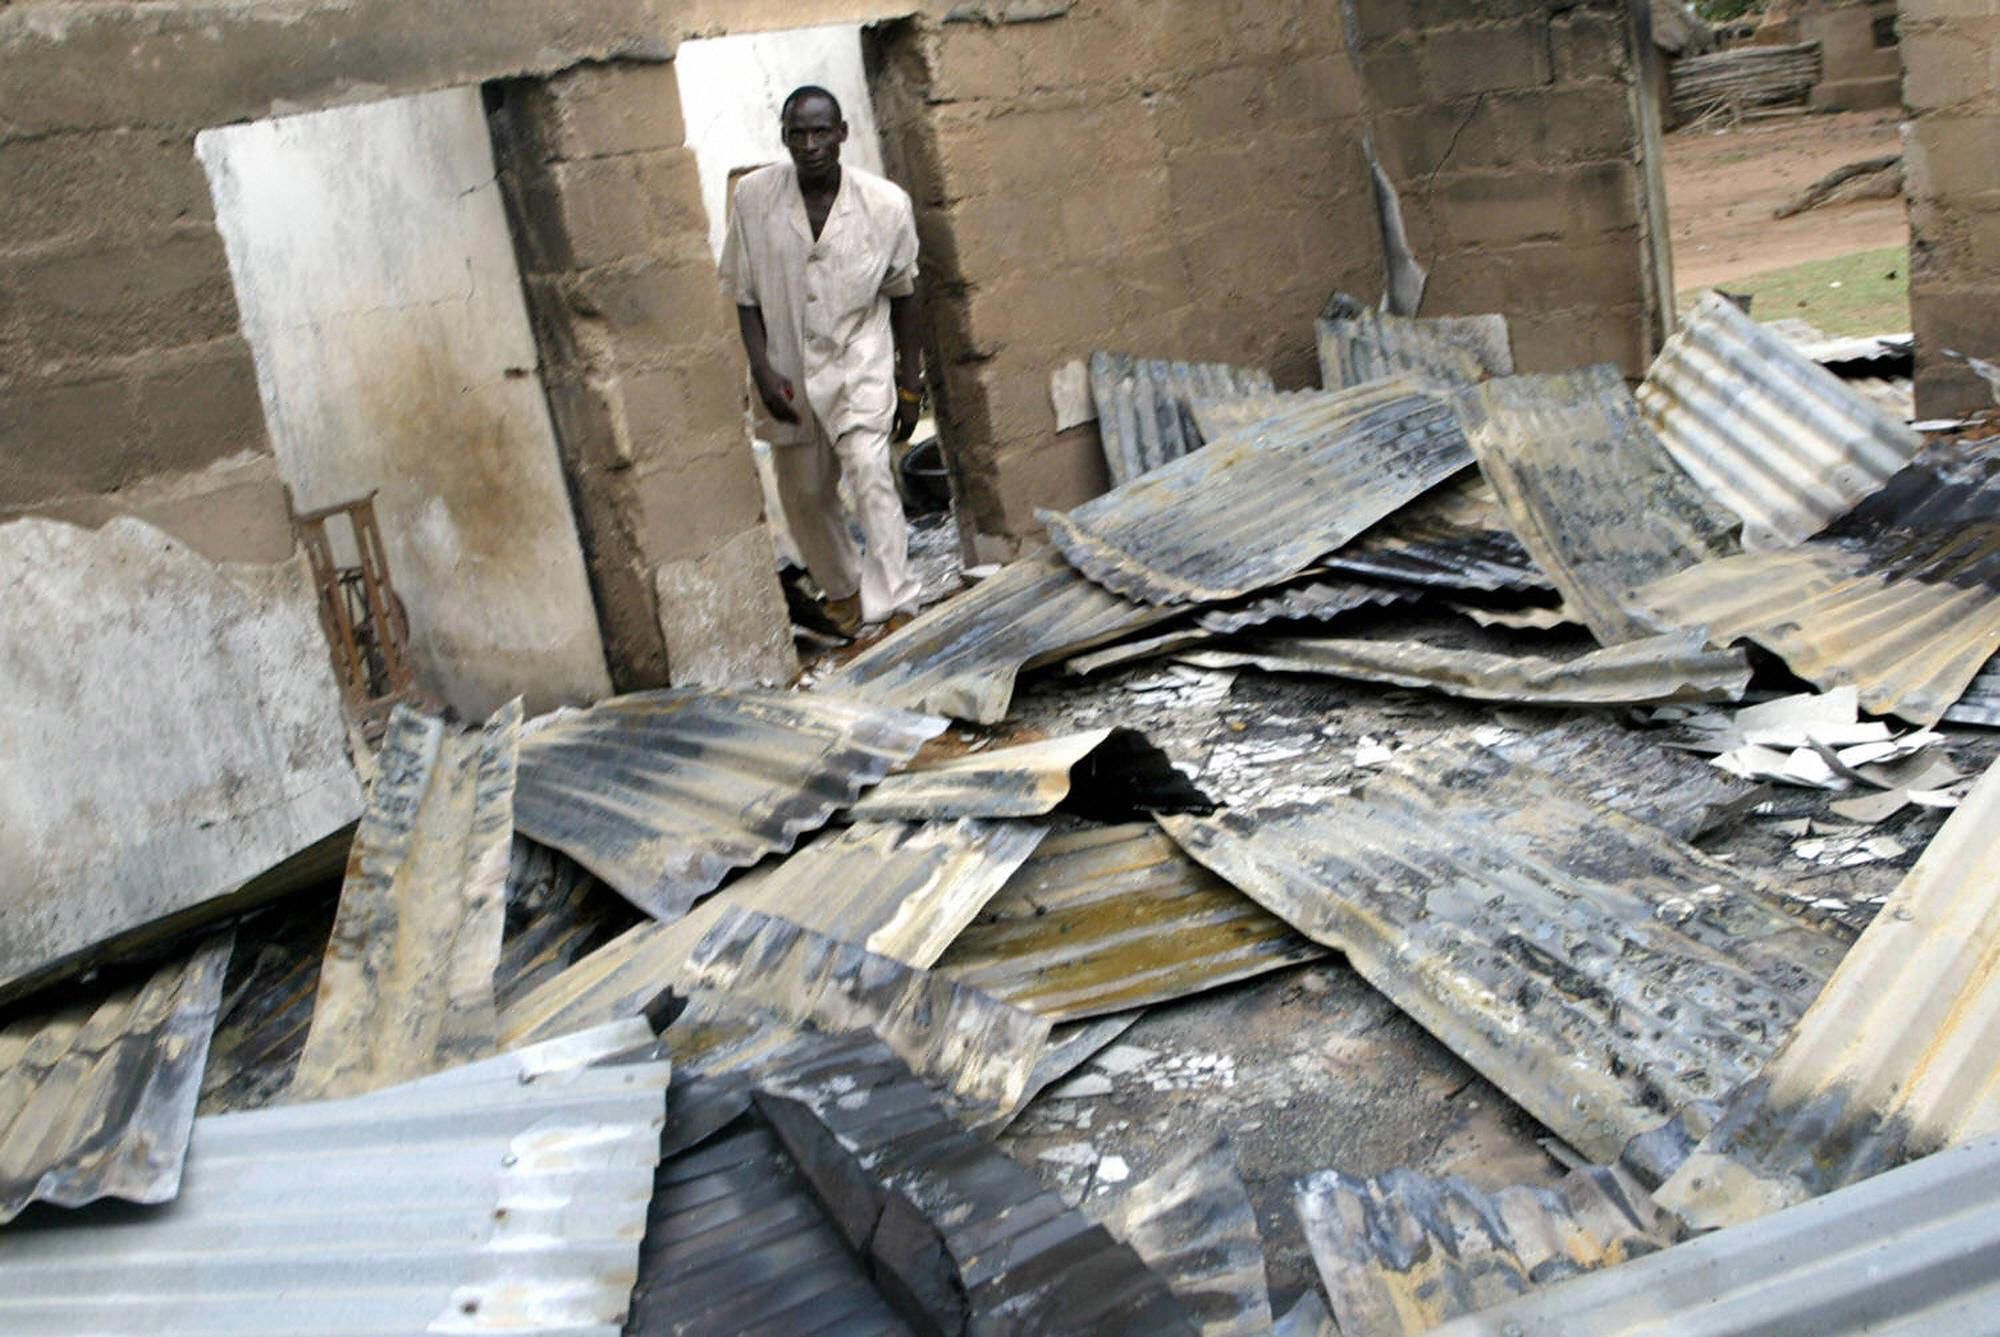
[{"x1": 1664, "y1": 108, "x2": 1907, "y2": 293}]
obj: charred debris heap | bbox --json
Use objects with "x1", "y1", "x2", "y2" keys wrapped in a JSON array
[{"x1": 3, "y1": 290, "x2": 1999, "y2": 1335}]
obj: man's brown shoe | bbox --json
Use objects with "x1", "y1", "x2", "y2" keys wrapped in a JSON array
[{"x1": 825, "y1": 593, "x2": 864, "y2": 639}]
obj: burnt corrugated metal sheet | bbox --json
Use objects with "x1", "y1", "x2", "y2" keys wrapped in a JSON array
[
  {"x1": 1433, "y1": 1130, "x2": 2000, "y2": 1337},
  {"x1": 1318, "y1": 475, "x2": 1555, "y2": 595},
  {"x1": 1160, "y1": 743, "x2": 1848, "y2": 1164},
  {"x1": 1669, "y1": 41, "x2": 1822, "y2": 121},
  {"x1": 1638, "y1": 292, "x2": 1922, "y2": 550},
  {"x1": 1658, "y1": 759, "x2": 2000, "y2": 1230},
  {"x1": 675, "y1": 906, "x2": 1051, "y2": 1126},
  {"x1": 0, "y1": 1019, "x2": 670, "y2": 1336},
  {"x1": 500, "y1": 819, "x2": 1046, "y2": 1043},
  {"x1": 1464, "y1": 364, "x2": 1741, "y2": 644},
  {"x1": 1041, "y1": 379, "x2": 1474, "y2": 606},
  {"x1": 1492, "y1": 719, "x2": 1754, "y2": 841},
  {"x1": 515, "y1": 688, "x2": 945, "y2": 920},
  {"x1": 1317, "y1": 309, "x2": 1514, "y2": 390},
  {"x1": 627, "y1": 1110, "x2": 911, "y2": 1336},
  {"x1": 753, "y1": 1028, "x2": 1198, "y2": 1334},
  {"x1": 847, "y1": 727, "x2": 1211, "y2": 822},
  {"x1": 290, "y1": 702, "x2": 520, "y2": 1101},
  {"x1": 1064, "y1": 627, "x2": 1227, "y2": 677},
  {"x1": 1181, "y1": 629, "x2": 1751, "y2": 707},
  {"x1": 828, "y1": 552, "x2": 1176, "y2": 723},
  {"x1": 934, "y1": 823, "x2": 1325, "y2": 1021},
  {"x1": 1090, "y1": 352, "x2": 1275, "y2": 487},
  {"x1": 1196, "y1": 576, "x2": 1424, "y2": 635},
  {"x1": 1100, "y1": 1139, "x2": 1275, "y2": 1337},
  {"x1": 1945, "y1": 652, "x2": 2000, "y2": 726},
  {"x1": 0, "y1": 934, "x2": 232, "y2": 1223},
  {"x1": 1189, "y1": 390, "x2": 1325, "y2": 440},
  {"x1": 1296, "y1": 1163, "x2": 1672, "y2": 1337}
]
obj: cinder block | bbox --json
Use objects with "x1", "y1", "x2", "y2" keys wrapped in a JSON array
[
  {"x1": 541, "y1": 61, "x2": 686, "y2": 159},
  {"x1": 1899, "y1": 0, "x2": 2000, "y2": 22},
  {"x1": 923, "y1": 24, "x2": 1026, "y2": 102},
  {"x1": 628, "y1": 435, "x2": 768, "y2": 564},
  {"x1": 1434, "y1": 161, "x2": 1639, "y2": 248},
  {"x1": 931, "y1": 99, "x2": 1153, "y2": 201},
  {"x1": 1, "y1": 228, "x2": 241, "y2": 365},
  {"x1": 0, "y1": 367, "x2": 143, "y2": 501},
  {"x1": 133, "y1": 338, "x2": 270, "y2": 475},
  {"x1": 1495, "y1": 235, "x2": 1647, "y2": 314},
  {"x1": 653, "y1": 524, "x2": 797, "y2": 689},
  {"x1": 613, "y1": 353, "x2": 748, "y2": 468},
  {"x1": 1492, "y1": 83, "x2": 1638, "y2": 163},
  {"x1": 1147, "y1": 65, "x2": 1280, "y2": 150},
  {"x1": 1507, "y1": 303, "x2": 1651, "y2": 375},
  {"x1": 988, "y1": 427, "x2": 1111, "y2": 531},
  {"x1": 569, "y1": 254, "x2": 735, "y2": 360},
  {"x1": 1551, "y1": 11, "x2": 1629, "y2": 82},
  {"x1": 1906, "y1": 114, "x2": 2000, "y2": 199},
  {"x1": 1422, "y1": 18, "x2": 1554, "y2": 99},
  {"x1": 0, "y1": 129, "x2": 213, "y2": 248},
  {"x1": 1902, "y1": 25, "x2": 1999, "y2": 110},
  {"x1": 1379, "y1": 98, "x2": 1506, "y2": 173},
  {"x1": 548, "y1": 148, "x2": 709, "y2": 269}
]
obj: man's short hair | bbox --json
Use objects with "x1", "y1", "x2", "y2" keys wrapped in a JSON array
[{"x1": 781, "y1": 85, "x2": 844, "y2": 125}]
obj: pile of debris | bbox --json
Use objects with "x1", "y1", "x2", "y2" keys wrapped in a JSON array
[{"x1": 4, "y1": 285, "x2": 2000, "y2": 1335}]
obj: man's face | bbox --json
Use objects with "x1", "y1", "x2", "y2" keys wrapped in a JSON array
[{"x1": 782, "y1": 96, "x2": 847, "y2": 185}]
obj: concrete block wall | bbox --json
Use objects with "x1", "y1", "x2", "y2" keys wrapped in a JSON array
[
  {"x1": 489, "y1": 61, "x2": 796, "y2": 689},
  {"x1": 1900, "y1": 0, "x2": 2000, "y2": 417}
]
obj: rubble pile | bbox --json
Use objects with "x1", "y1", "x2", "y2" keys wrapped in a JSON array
[{"x1": 3, "y1": 292, "x2": 2000, "y2": 1335}]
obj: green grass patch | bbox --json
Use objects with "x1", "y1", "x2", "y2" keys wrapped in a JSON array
[{"x1": 1677, "y1": 245, "x2": 1910, "y2": 337}]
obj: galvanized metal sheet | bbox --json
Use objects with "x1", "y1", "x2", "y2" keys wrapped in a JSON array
[
  {"x1": 1462, "y1": 364, "x2": 1742, "y2": 644},
  {"x1": 828, "y1": 552, "x2": 1177, "y2": 723},
  {"x1": 1065, "y1": 626, "x2": 1228, "y2": 677},
  {"x1": 1317, "y1": 309, "x2": 1514, "y2": 390},
  {"x1": 1492, "y1": 719, "x2": 1754, "y2": 842},
  {"x1": 1179, "y1": 628, "x2": 1751, "y2": 708},
  {"x1": 1638, "y1": 292, "x2": 1922, "y2": 551},
  {"x1": 1296, "y1": 1163, "x2": 1672, "y2": 1337},
  {"x1": 847, "y1": 727, "x2": 1211, "y2": 822},
  {"x1": 0, "y1": 934, "x2": 232, "y2": 1223},
  {"x1": 754, "y1": 1029, "x2": 1198, "y2": 1334},
  {"x1": 1658, "y1": 759, "x2": 2000, "y2": 1230},
  {"x1": 1196, "y1": 575, "x2": 1425, "y2": 635},
  {"x1": 289, "y1": 702, "x2": 520, "y2": 1101},
  {"x1": 1090, "y1": 352, "x2": 1275, "y2": 487},
  {"x1": 1100, "y1": 1139, "x2": 1275, "y2": 1337},
  {"x1": 935, "y1": 823, "x2": 1326, "y2": 1022},
  {"x1": 628, "y1": 1112, "x2": 910, "y2": 1336},
  {"x1": 1160, "y1": 743, "x2": 1848, "y2": 1164},
  {"x1": 1189, "y1": 390, "x2": 1324, "y2": 440},
  {"x1": 500, "y1": 819, "x2": 1046, "y2": 1044},
  {"x1": 1317, "y1": 474, "x2": 1556, "y2": 595},
  {"x1": 1433, "y1": 1130, "x2": 2000, "y2": 1337},
  {"x1": 0, "y1": 1020, "x2": 670, "y2": 1336},
  {"x1": 1945, "y1": 652, "x2": 2000, "y2": 727},
  {"x1": 1041, "y1": 378, "x2": 1475, "y2": 606},
  {"x1": 514, "y1": 687, "x2": 945, "y2": 920}
]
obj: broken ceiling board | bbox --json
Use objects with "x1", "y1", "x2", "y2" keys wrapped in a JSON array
[
  {"x1": 1089, "y1": 352, "x2": 1275, "y2": 488},
  {"x1": 1636, "y1": 458, "x2": 2000, "y2": 726},
  {"x1": 288, "y1": 702, "x2": 520, "y2": 1102},
  {"x1": 1316, "y1": 309, "x2": 1515, "y2": 391},
  {"x1": 1159, "y1": 743, "x2": 1849, "y2": 1164},
  {"x1": 1431, "y1": 1130, "x2": 2000, "y2": 1337},
  {"x1": 1945, "y1": 652, "x2": 2000, "y2": 727},
  {"x1": 1194, "y1": 575, "x2": 1425, "y2": 635},
  {"x1": 0, "y1": 1021, "x2": 670, "y2": 1336},
  {"x1": 674, "y1": 906, "x2": 1051, "y2": 1128},
  {"x1": 0, "y1": 517, "x2": 363, "y2": 1005},
  {"x1": 513, "y1": 687, "x2": 946, "y2": 921},
  {"x1": 1040, "y1": 378, "x2": 1475, "y2": 606},
  {"x1": 1491, "y1": 720, "x2": 1754, "y2": 841},
  {"x1": 934, "y1": 823, "x2": 1326, "y2": 1022},
  {"x1": 0, "y1": 934, "x2": 232, "y2": 1224},
  {"x1": 1296, "y1": 1163, "x2": 1673, "y2": 1337},
  {"x1": 1099, "y1": 1139, "x2": 1275, "y2": 1337},
  {"x1": 753, "y1": 1029, "x2": 1199, "y2": 1335},
  {"x1": 500, "y1": 818, "x2": 1046, "y2": 1044},
  {"x1": 1179, "y1": 629, "x2": 1751, "y2": 708},
  {"x1": 1638, "y1": 292, "x2": 1921, "y2": 551},
  {"x1": 1459, "y1": 363, "x2": 1742, "y2": 645},
  {"x1": 1658, "y1": 759, "x2": 2000, "y2": 1230},
  {"x1": 1317, "y1": 474, "x2": 1556, "y2": 595},
  {"x1": 846, "y1": 727, "x2": 1211, "y2": 822},
  {"x1": 627, "y1": 1111, "x2": 912, "y2": 1336},
  {"x1": 828, "y1": 551, "x2": 1177, "y2": 723}
]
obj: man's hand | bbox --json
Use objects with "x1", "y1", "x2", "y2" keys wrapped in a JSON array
[
  {"x1": 894, "y1": 382, "x2": 922, "y2": 444},
  {"x1": 753, "y1": 364, "x2": 800, "y2": 424}
]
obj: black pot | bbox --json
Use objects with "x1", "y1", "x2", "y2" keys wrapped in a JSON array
[{"x1": 900, "y1": 437, "x2": 951, "y2": 514}]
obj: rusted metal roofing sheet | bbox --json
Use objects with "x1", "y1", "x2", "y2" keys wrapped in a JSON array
[
  {"x1": 628, "y1": 1110, "x2": 910, "y2": 1336},
  {"x1": 1090, "y1": 352, "x2": 1275, "y2": 487},
  {"x1": 0, "y1": 1019, "x2": 669, "y2": 1336},
  {"x1": 1296, "y1": 1163, "x2": 1672, "y2": 1337},
  {"x1": 1160, "y1": 743, "x2": 1848, "y2": 1164},
  {"x1": 1317, "y1": 309, "x2": 1514, "y2": 390},
  {"x1": 499, "y1": 819, "x2": 1046, "y2": 1043},
  {"x1": 1638, "y1": 292, "x2": 1922, "y2": 550},
  {"x1": 828, "y1": 552, "x2": 1176, "y2": 723},
  {"x1": 1182, "y1": 628, "x2": 1750, "y2": 708},
  {"x1": 1657, "y1": 758, "x2": 2000, "y2": 1230},
  {"x1": 1434, "y1": 1130, "x2": 2000, "y2": 1337},
  {"x1": 847, "y1": 727, "x2": 1212, "y2": 822},
  {"x1": 1946, "y1": 652, "x2": 2000, "y2": 726},
  {"x1": 289, "y1": 702, "x2": 520, "y2": 1101},
  {"x1": 1463, "y1": 364, "x2": 1741, "y2": 644},
  {"x1": 514, "y1": 687, "x2": 945, "y2": 920},
  {"x1": 934, "y1": 823, "x2": 1325, "y2": 1021},
  {"x1": 1041, "y1": 379, "x2": 1474, "y2": 606},
  {"x1": 0, "y1": 934, "x2": 231, "y2": 1223},
  {"x1": 674, "y1": 905, "x2": 1051, "y2": 1126},
  {"x1": 754, "y1": 1029, "x2": 1198, "y2": 1334},
  {"x1": 1101, "y1": 1139, "x2": 1275, "y2": 1337},
  {"x1": 1318, "y1": 475, "x2": 1556, "y2": 595}
]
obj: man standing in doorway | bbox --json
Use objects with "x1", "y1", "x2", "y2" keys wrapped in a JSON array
[{"x1": 721, "y1": 85, "x2": 925, "y2": 639}]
